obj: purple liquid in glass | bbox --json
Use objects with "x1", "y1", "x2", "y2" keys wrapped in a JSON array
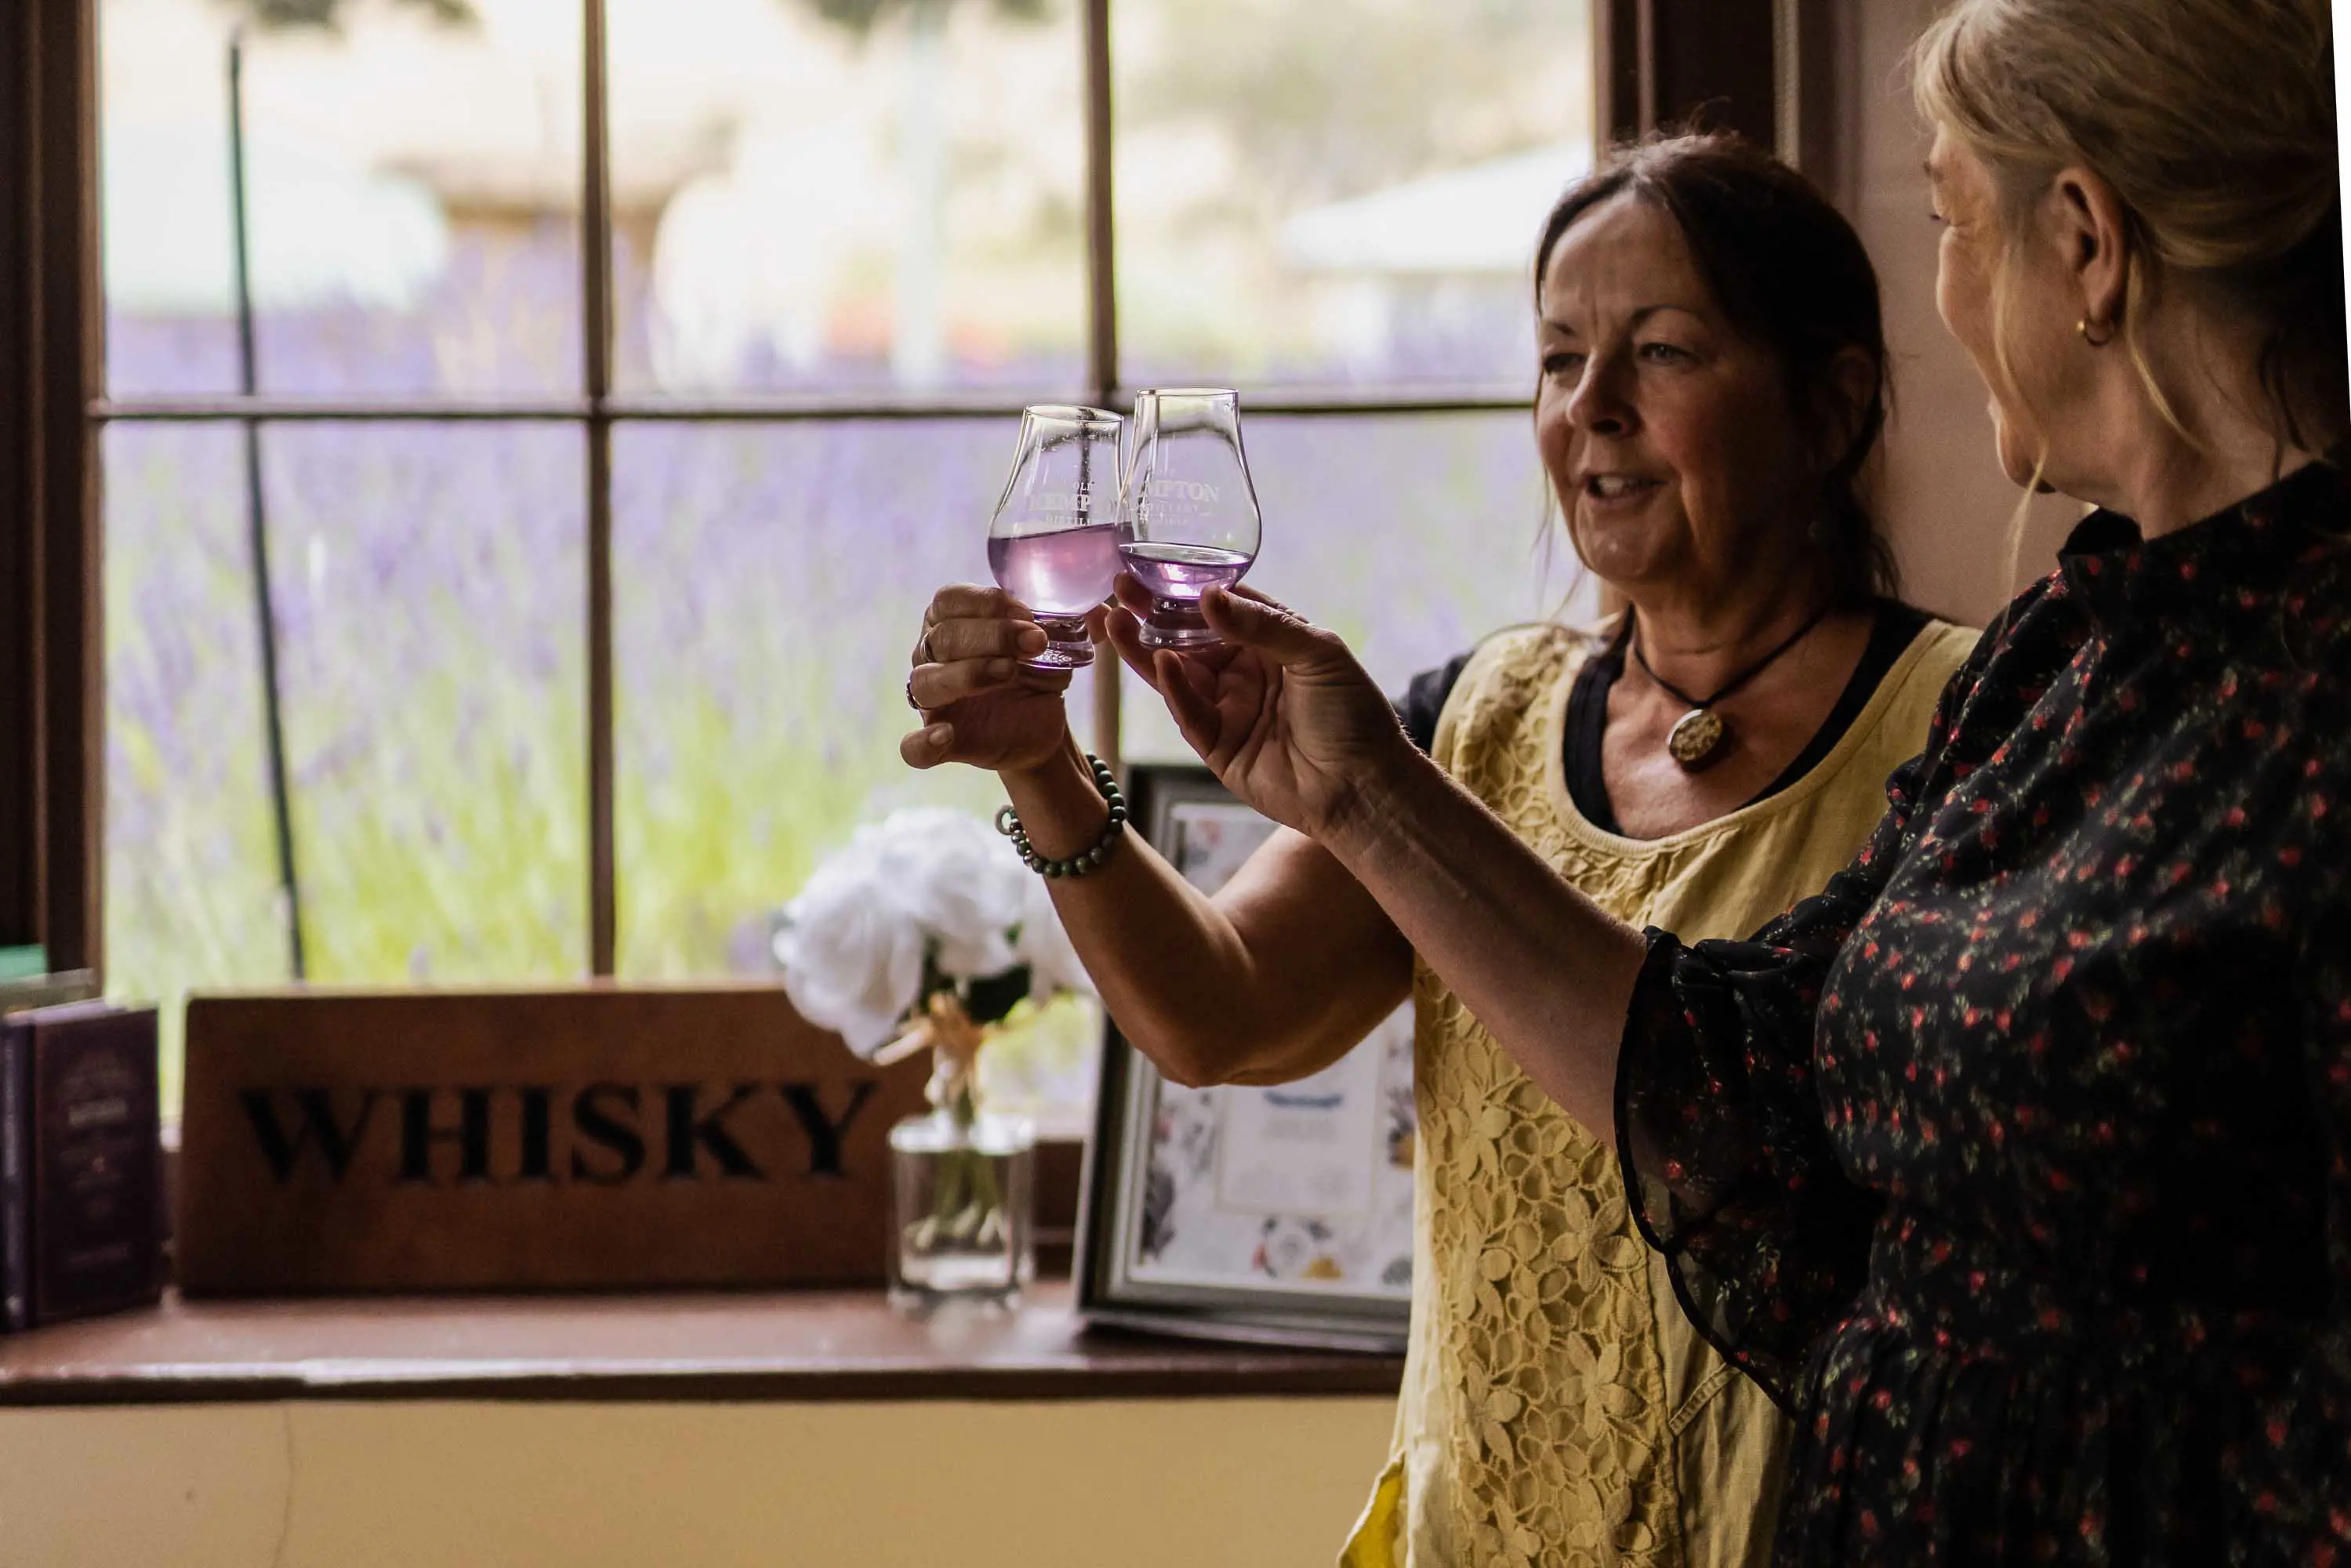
[
  {"x1": 1117, "y1": 541, "x2": 1254, "y2": 601},
  {"x1": 987, "y1": 524, "x2": 1121, "y2": 615}
]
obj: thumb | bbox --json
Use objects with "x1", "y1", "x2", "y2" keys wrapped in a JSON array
[{"x1": 1199, "y1": 586, "x2": 1341, "y2": 669}]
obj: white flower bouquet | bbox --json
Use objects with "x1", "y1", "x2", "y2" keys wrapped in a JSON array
[
  {"x1": 774, "y1": 806, "x2": 1091, "y2": 1065},
  {"x1": 774, "y1": 807, "x2": 1093, "y2": 1290}
]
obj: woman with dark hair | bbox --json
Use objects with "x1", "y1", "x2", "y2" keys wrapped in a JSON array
[
  {"x1": 929, "y1": 0, "x2": 2342, "y2": 1556},
  {"x1": 904, "y1": 132, "x2": 1973, "y2": 1564}
]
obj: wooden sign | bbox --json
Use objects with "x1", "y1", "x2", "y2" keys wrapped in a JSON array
[{"x1": 177, "y1": 986, "x2": 929, "y2": 1295}]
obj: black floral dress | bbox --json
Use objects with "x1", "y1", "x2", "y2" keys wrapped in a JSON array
[{"x1": 1615, "y1": 463, "x2": 2351, "y2": 1563}]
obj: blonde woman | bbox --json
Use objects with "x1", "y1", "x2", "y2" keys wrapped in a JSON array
[
  {"x1": 1050, "y1": 0, "x2": 2342, "y2": 1558},
  {"x1": 908, "y1": 136, "x2": 1973, "y2": 1563}
]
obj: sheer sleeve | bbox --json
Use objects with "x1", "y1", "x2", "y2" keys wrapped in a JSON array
[{"x1": 1613, "y1": 674, "x2": 1968, "y2": 1410}]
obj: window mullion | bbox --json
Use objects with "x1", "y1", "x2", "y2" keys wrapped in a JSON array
[
  {"x1": 1080, "y1": 0, "x2": 1121, "y2": 770},
  {"x1": 583, "y1": 0, "x2": 617, "y2": 976}
]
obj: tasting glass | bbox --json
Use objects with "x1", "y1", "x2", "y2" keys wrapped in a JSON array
[
  {"x1": 985, "y1": 405, "x2": 1125, "y2": 670},
  {"x1": 1115, "y1": 389, "x2": 1263, "y2": 649}
]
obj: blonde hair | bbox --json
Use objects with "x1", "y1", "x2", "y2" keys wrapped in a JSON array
[{"x1": 1914, "y1": 0, "x2": 2345, "y2": 461}]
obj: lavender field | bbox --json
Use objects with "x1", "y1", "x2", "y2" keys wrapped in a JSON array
[{"x1": 104, "y1": 238, "x2": 1581, "y2": 1109}]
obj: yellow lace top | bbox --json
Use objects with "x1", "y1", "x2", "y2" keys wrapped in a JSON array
[{"x1": 1342, "y1": 616, "x2": 1977, "y2": 1568}]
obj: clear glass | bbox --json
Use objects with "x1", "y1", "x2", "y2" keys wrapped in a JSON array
[
  {"x1": 99, "y1": 0, "x2": 583, "y2": 399},
  {"x1": 1112, "y1": 0, "x2": 1594, "y2": 391},
  {"x1": 985, "y1": 405, "x2": 1124, "y2": 670},
  {"x1": 888, "y1": 1107, "x2": 1036, "y2": 1312},
  {"x1": 606, "y1": 0, "x2": 1087, "y2": 397},
  {"x1": 1112, "y1": 412, "x2": 1599, "y2": 765},
  {"x1": 1116, "y1": 389, "x2": 1264, "y2": 648}
]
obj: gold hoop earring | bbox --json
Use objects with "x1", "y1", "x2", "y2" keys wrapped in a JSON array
[{"x1": 2077, "y1": 317, "x2": 2114, "y2": 349}]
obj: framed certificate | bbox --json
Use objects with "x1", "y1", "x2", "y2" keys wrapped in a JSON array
[{"x1": 1074, "y1": 764, "x2": 1413, "y2": 1352}]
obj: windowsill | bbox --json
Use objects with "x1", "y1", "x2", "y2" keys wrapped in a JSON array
[{"x1": 0, "y1": 1280, "x2": 1405, "y2": 1407}]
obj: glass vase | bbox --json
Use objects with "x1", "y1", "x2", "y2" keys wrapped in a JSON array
[{"x1": 887, "y1": 1105, "x2": 1036, "y2": 1312}]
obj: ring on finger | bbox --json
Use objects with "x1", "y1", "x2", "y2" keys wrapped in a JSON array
[{"x1": 905, "y1": 673, "x2": 923, "y2": 712}]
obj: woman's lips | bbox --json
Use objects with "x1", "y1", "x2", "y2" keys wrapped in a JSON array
[{"x1": 1583, "y1": 474, "x2": 1665, "y2": 510}]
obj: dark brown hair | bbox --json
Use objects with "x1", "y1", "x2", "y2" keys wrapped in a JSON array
[{"x1": 1536, "y1": 131, "x2": 1899, "y2": 607}]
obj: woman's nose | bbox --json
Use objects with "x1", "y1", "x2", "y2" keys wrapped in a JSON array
[{"x1": 1566, "y1": 353, "x2": 1636, "y2": 437}]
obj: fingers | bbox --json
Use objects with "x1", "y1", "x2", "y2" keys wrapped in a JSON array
[
  {"x1": 923, "y1": 615, "x2": 1050, "y2": 666},
  {"x1": 1103, "y1": 608, "x2": 1221, "y2": 761},
  {"x1": 1153, "y1": 649, "x2": 1222, "y2": 756},
  {"x1": 898, "y1": 720, "x2": 956, "y2": 770},
  {"x1": 924, "y1": 583, "x2": 1029, "y2": 626},
  {"x1": 1200, "y1": 586, "x2": 1336, "y2": 667},
  {"x1": 1115, "y1": 572, "x2": 1322, "y2": 668},
  {"x1": 1220, "y1": 582, "x2": 1288, "y2": 610},
  {"x1": 907, "y1": 655, "x2": 1032, "y2": 711},
  {"x1": 916, "y1": 585, "x2": 1048, "y2": 668},
  {"x1": 1101, "y1": 604, "x2": 1166, "y2": 690}
]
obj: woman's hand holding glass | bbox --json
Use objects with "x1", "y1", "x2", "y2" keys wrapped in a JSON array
[
  {"x1": 1104, "y1": 576, "x2": 1413, "y2": 841},
  {"x1": 901, "y1": 587, "x2": 1097, "y2": 775}
]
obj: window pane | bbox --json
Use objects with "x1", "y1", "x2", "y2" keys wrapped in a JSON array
[
  {"x1": 615, "y1": 418, "x2": 1086, "y2": 975},
  {"x1": 100, "y1": 0, "x2": 583, "y2": 398},
  {"x1": 1121, "y1": 411, "x2": 1595, "y2": 762},
  {"x1": 620, "y1": 416, "x2": 1105, "y2": 1128},
  {"x1": 104, "y1": 423, "x2": 286, "y2": 1110},
  {"x1": 607, "y1": 0, "x2": 1088, "y2": 397},
  {"x1": 1112, "y1": 0, "x2": 1593, "y2": 391},
  {"x1": 616, "y1": 417, "x2": 1101, "y2": 1127},
  {"x1": 107, "y1": 420, "x2": 589, "y2": 1105},
  {"x1": 267, "y1": 423, "x2": 590, "y2": 980}
]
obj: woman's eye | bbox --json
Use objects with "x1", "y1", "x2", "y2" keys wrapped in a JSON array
[
  {"x1": 1638, "y1": 342, "x2": 1692, "y2": 365},
  {"x1": 1541, "y1": 351, "x2": 1584, "y2": 377}
]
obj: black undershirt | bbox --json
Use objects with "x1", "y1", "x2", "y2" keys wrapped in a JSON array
[{"x1": 1395, "y1": 599, "x2": 1932, "y2": 836}]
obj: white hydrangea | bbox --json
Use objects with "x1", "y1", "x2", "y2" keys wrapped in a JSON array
[
  {"x1": 774, "y1": 829, "x2": 925, "y2": 1058},
  {"x1": 867, "y1": 808, "x2": 1029, "y2": 982},
  {"x1": 774, "y1": 807, "x2": 1090, "y2": 1058}
]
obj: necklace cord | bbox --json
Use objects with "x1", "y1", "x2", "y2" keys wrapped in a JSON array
[{"x1": 1631, "y1": 601, "x2": 1836, "y2": 710}]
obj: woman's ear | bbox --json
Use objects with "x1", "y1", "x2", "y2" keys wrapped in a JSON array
[
  {"x1": 1815, "y1": 346, "x2": 1879, "y2": 473},
  {"x1": 2048, "y1": 163, "x2": 2133, "y2": 334}
]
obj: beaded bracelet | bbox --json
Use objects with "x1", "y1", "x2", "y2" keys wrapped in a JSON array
[{"x1": 996, "y1": 753, "x2": 1127, "y2": 878}]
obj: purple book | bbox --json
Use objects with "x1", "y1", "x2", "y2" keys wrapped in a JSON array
[{"x1": 1, "y1": 1003, "x2": 161, "y2": 1330}]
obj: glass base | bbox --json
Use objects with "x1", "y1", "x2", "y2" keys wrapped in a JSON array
[
  {"x1": 888, "y1": 1272, "x2": 1025, "y2": 1316},
  {"x1": 1137, "y1": 601, "x2": 1221, "y2": 650},
  {"x1": 1022, "y1": 618, "x2": 1097, "y2": 670}
]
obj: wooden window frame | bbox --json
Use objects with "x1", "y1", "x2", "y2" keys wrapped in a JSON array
[
  {"x1": 1, "y1": 0, "x2": 103, "y2": 976},
  {"x1": 0, "y1": 0, "x2": 1804, "y2": 989}
]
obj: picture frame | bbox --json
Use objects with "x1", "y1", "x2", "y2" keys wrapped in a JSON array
[{"x1": 1074, "y1": 764, "x2": 1413, "y2": 1353}]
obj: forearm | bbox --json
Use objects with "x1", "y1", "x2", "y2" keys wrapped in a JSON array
[
  {"x1": 1321, "y1": 742, "x2": 1645, "y2": 1134},
  {"x1": 1003, "y1": 736, "x2": 1402, "y2": 1086}
]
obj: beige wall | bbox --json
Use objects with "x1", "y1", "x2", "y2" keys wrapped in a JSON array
[
  {"x1": 0, "y1": 1396, "x2": 1394, "y2": 1567},
  {"x1": 1846, "y1": 0, "x2": 2083, "y2": 629}
]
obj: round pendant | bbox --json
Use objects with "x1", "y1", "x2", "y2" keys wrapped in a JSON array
[{"x1": 1666, "y1": 707, "x2": 1727, "y2": 770}]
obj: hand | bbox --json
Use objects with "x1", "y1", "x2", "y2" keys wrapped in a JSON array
[
  {"x1": 900, "y1": 586, "x2": 1093, "y2": 776},
  {"x1": 1104, "y1": 578, "x2": 1411, "y2": 838}
]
